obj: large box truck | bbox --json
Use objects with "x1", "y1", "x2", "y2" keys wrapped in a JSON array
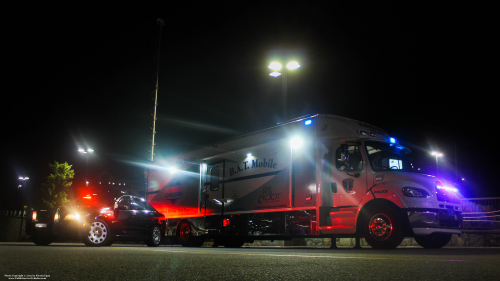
[{"x1": 146, "y1": 114, "x2": 462, "y2": 249}]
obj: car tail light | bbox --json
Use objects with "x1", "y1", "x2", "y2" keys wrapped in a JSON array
[
  {"x1": 100, "y1": 208, "x2": 114, "y2": 218},
  {"x1": 223, "y1": 218, "x2": 231, "y2": 227},
  {"x1": 32, "y1": 211, "x2": 37, "y2": 221}
]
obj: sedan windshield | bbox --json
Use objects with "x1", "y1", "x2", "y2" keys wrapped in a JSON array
[{"x1": 365, "y1": 141, "x2": 415, "y2": 172}]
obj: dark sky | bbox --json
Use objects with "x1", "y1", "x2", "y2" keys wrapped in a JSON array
[{"x1": 3, "y1": 1, "x2": 497, "y2": 206}]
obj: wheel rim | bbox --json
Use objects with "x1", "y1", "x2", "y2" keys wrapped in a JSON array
[
  {"x1": 152, "y1": 227, "x2": 161, "y2": 244},
  {"x1": 180, "y1": 224, "x2": 190, "y2": 241},
  {"x1": 88, "y1": 221, "x2": 108, "y2": 244},
  {"x1": 368, "y1": 213, "x2": 392, "y2": 241}
]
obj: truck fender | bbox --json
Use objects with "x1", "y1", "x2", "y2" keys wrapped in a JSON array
[
  {"x1": 368, "y1": 185, "x2": 407, "y2": 209},
  {"x1": 356, "y1": 196, "x2": 411, "y2": 236}
]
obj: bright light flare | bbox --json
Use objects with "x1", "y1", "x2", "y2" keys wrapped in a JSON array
[
  {"x1": 436, "y1": 185, "x2": 458, "y2": 192},
  {"x1": 291, "y1": 137, "x2": 303, "y2": 148},
  {"x1": 269, "y1": 71, "x2": 282, "y2": 77}
]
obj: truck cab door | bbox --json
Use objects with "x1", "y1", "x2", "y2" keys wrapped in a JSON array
[
  {"x1": 204, "y1": 162, "x2": 225, "y2": 216},
  {"x1": 328, "y1": 143, "x2": 368, "y2": 231}
]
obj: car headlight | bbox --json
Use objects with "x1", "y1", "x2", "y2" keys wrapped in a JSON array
[
  {"x1": 64, "y1": 213, "x2": 81, "y2": 221},
  {"x1": 402, "y1": 187, "x2": 430, "y2": 198}
]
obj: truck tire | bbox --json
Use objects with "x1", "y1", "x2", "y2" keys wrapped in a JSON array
[
  {"x1": 363, "y1": 206, "x2": 404, "y2": 249},
  {"x1": 178, "y1": 221, "x2": 204, "y2": 247},
  {"x1": 84, "y1": 219, "x2": 112, "y2": 247},
  {"x1": 414, "y1": 233, "x2": 452, "y2": 249},
  {"x1": 146, "y1": 225, "x2": 162, "y2": 247},
  {"x1": 32, "y1": 233, "x2": 54, "y2": 246}
]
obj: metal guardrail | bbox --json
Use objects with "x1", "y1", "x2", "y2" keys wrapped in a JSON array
[{"x1": 461, "y1": 198, "x2": 500, "y2": 231}]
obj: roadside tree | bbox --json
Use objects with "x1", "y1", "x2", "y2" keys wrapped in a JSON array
[{"x1": 39, "y1": 161, "x2": 75, "y2": 208}]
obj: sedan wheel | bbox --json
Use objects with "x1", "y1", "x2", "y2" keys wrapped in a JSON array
[
  {"x1": 146, "y1": 225, "x2": 162, "y2": 247},
  {"x1": 84, "y1": 220, "x2": 111, "y2": 246}
]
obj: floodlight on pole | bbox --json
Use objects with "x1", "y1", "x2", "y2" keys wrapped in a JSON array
[
  {"x1": 78, "y1": 148, "x2": 94, "y2": 182},
  {"x1": 431, "y1": 151, "x2": 443, "y2": 172},
  {"x1": 268, "y1": 62, "x2": 282, "y2": 71},
  {"x1": 286, "y1": 61, "x2": 300, "y2": 70},
  {"x1": 267, "y1": 61, "x2": 301, "y2": 121},
  {"x1": 18, "y1": 176, "x2": 29, "y2": 235}
]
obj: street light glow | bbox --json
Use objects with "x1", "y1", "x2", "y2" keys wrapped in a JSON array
[
  {"x1": 286, "y1": 61, "x2": 300, "y2": 69},
  {"x1": 269, "y1": 71, "x2": 282, "y2": 77},
  {"x1": 268, "y1": 62, "x2": 282, "y2": 70},
  {"x1": 431, "y1": 151, "x2": 443, "y2": 157},
  {"x1": 78, "y1": 148, "x2": 94, "y2": 154}
]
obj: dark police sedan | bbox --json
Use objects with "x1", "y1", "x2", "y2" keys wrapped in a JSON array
[{"x1": 83, "y1": 195, "x2": 165, "y2": 247}]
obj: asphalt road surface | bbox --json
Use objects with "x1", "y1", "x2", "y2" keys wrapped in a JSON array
[{"x1": 1, "y1": 243, "x2": 500, "y2": 280}]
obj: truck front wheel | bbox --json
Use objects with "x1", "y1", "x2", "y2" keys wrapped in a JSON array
[
  {"x1": 414, "y1": 233, "x2": 452, "y2": 249},
  {"x1": 363, "y1": 206, "x2": 404, "y2": 249}
]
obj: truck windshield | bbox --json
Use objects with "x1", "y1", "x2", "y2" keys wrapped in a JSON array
[{"x1": 365, "y1": 141, "x2": 415, "y2": 172}]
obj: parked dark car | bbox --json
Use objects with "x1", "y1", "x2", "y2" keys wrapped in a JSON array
[
  {"x1": 27, "y1": 194, "x2": 106, "y2": 246},
  {"x1": 82, "y1": 195, "x2": 165, "y2": 247}
]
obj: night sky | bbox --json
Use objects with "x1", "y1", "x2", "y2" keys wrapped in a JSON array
[{"x1": 3, "y1": 2, "x2": 497, "y2": 208}]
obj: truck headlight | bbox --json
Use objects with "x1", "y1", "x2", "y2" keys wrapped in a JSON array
[{"x1": 402, "y1": 187, "x2": 430, "y2": 198}]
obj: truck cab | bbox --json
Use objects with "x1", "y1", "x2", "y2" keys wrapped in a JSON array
[{"x1": 319, "y1": 133, "x2": 462, "y2": 248}]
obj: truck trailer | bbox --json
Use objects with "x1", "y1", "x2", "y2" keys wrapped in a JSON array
[{"x1": 146, "y1": 114, "x2": 462, "y2": 249}]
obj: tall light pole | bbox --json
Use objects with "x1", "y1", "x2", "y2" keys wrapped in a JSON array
[
  {"x1": 78, "y1": 148, "x2": 94, "y2": 185},
  {"x1": 431, "y1": 151, "x2": 443, "y2": 173},
  {"x1": 146, "y1": 18, "x2": 165, "y2": 200},
  {"x1": 18, "y1": 176, "x2": 29, "y2": 235},
  {"x1": 268, "y1": 61, "x2": 301, "y2": 121}
]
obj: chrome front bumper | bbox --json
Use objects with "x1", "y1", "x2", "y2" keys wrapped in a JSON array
[{"x1": 406, "y1": 208, "x2": 462, "y2": 236}]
